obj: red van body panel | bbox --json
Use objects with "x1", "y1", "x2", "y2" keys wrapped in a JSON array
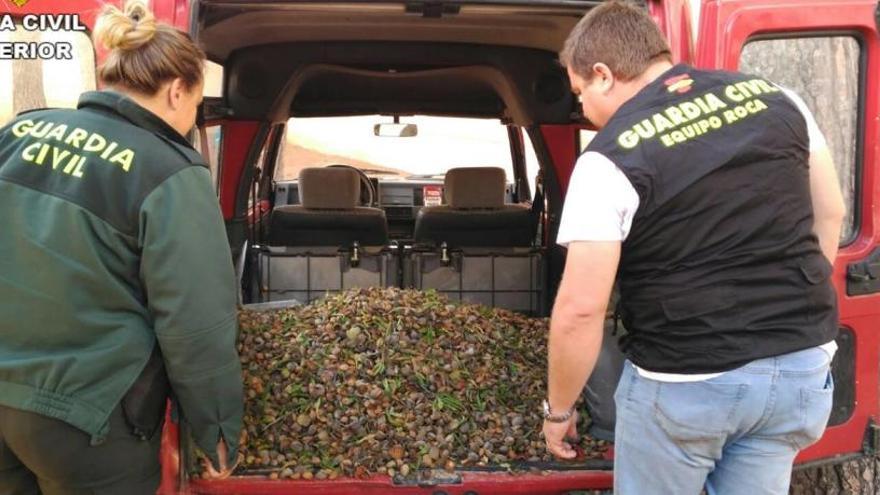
[{"x1": 187, "y1": 471, "x2": 615, "y2": 495}]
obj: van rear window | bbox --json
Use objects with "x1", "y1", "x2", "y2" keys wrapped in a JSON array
[{"x1": 740, "y1": 36, "x2": 860, "y2": 245}]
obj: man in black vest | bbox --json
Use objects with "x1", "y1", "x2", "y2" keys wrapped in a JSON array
[{"x1": 541, "y1": 2, "x2": 845, "y2": 494}]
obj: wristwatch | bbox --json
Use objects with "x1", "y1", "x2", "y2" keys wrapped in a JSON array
[{"x1": 542, "y1": 399, "x2": 574, "y2": 423}]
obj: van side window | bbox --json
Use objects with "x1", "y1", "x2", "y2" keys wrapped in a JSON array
[
  {"x1": 524, "y1": 131, "x2": 541, "y2": 196},
  {"x1": 579, "y1": 130, "x2": 597, "y2": 152},
  {"x1": 191, "y1": 62, "x2": 225, "y2": 190},
  {"x1": 193, "y1": 125, "x2": 223, "y2": 192},
  {"x1": 740, "y1": 36, "x2": 860, "y2": 244},
  {"x1": 203, "y1": 61, "x2": 223, "y2": 98},
  {"x1": 0, "y1": 26, "x2": 95, "y2": 127}
]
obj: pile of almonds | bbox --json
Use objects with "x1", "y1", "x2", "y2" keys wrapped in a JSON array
[{"x1": 233, "y1": 288, "x2": 607, "y2": 480}]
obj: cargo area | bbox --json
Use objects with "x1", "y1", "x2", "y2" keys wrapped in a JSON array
[{"x1": 186, "y1": 289, "x2": 611, "y2": 482}]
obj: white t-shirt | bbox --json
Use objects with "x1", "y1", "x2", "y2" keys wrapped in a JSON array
[{"x1": 558, "y1": 87, "x2": 836, "y2": 382}]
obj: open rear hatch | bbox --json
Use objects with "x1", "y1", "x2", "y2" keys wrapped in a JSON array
[
  {"x1": 193, "y1": 0, "x2": 606, "y2": 125},
  {"x1": 186, "y1": 1, "x2": 616, "y2": 493},
  {"x1": 195, "y1": 0, "x2": 606, "y2": 61}
]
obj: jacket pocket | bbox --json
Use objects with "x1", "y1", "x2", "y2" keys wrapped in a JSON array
[
  {"x1": 799, "y1": 254, "x2": 836, "y2": 324},
  {"x1": 122, "y1": 346, "x2": 170, "y2": 441},
  {"x1": 799, "y1": 255, "x2": 833, "y2": 285}
]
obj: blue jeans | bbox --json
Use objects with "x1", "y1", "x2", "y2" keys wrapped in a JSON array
[{"x1": 613, "y1": 346, "x2": 834, "y2": 495}]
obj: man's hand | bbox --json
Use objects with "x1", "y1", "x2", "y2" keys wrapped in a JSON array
[
  {"x1": 543, "y1": 410, "x2": 579, "y2": 460},
  {"x1": 201, "y1": 440, "x2": 236, "y2": 480}
]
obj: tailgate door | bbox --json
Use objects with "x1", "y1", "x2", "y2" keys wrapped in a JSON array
[{"x1": 697, "y1": 0, "x2": 880, "y2": 464}]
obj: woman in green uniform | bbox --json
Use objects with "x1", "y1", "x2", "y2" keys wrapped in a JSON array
[{"x1": 0, "y1": 1, "x2": 243, "y2": 492}]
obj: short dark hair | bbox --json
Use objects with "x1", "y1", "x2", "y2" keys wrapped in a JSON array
[{"x1": 560, "y1": 0, "x2": 672, "y2": 82}]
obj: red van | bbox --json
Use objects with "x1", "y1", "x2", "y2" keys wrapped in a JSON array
[{"x1": 3, "y1": 0, "x2": 879, "y2": 493}]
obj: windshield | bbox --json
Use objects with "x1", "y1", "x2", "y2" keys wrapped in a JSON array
[{"x1": 276, "y1": 115, "x2": 516, "y2": 181}]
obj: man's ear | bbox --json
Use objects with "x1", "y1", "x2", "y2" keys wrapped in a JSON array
[{"x1": 591, "y1": 63, "x2": 615, "y2": 93}]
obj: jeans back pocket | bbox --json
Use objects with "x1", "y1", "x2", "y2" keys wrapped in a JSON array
[
  {"x1": 654, "y1": 380, "x2": 749, "y2": 446},
  {"x1": 791, "y1": 370, "x2": 834, "y2": 450}
]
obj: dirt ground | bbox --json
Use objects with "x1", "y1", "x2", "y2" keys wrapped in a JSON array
[{"x1": 790, "y1": 455, "x2": 880, "y2": 494}]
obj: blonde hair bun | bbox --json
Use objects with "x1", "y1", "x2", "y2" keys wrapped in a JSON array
[
  {"x1": 94, "y1": 0, "x2": 157, "y2": 52},
  {"x1": 94, "y1": 0, "x2": 205, "y2": 94}
]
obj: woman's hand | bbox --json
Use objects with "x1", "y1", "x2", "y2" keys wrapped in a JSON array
[{"x1": 201, "y1": 440, "x2": 238, "y2": 480}]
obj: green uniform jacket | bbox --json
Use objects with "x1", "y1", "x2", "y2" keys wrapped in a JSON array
[{"x1": 0, "y1": 91, "x2": 243, "y2": 467}]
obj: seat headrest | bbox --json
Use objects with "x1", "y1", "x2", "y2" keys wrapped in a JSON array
[
  {"x1": 299, "y1": 167, "x2": 360, "y2": 209},
  {"x1": 444, "y1": 167, "x2": 506, "y2": 209}
]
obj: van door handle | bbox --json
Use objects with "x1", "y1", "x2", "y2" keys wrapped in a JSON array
[{"x1": 846, "y1": 246, "x2": 880, "y2": 296}]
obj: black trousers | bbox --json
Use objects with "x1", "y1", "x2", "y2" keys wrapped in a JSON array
[{"x1": 0, "y1": 404, "x2": 162, "y2": 495}]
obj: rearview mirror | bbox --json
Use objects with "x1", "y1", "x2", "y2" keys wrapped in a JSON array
[{"x1": 374, "y1": 122, "x2": 418, "y2": 138}]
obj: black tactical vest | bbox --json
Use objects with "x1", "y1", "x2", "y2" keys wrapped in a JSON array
[{"x1": 587, "y1": 65, "x2": 838, "y2": 373}]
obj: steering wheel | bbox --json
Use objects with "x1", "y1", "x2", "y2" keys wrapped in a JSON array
[{"x1": 327, "y1": 164, "x2": 376, "y2": 207}]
